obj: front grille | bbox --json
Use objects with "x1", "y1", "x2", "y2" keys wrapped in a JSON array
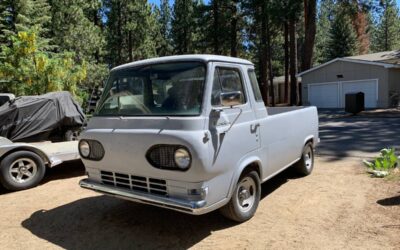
[
  {"x1": 100, "y1": 171, "x2": 168, "y2": 196},
  {"x1": 147, "y1": 145, "x2": 176, "y2": 168}
]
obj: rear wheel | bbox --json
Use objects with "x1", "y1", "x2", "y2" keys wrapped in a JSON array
[
  {"x1": 0, "y1": 151, "x2": 46, "y2": 191},
  {"x1": 220, "y1": 171, "x2": 261, "y2": 222},
  {"x1": 294, "y1": 143, "x2": 314, "y2": 176}
]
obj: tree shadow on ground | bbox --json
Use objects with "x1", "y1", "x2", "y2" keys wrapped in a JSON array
[
  {"x1": 377, "y1": 194, "x2": 400, "y2": 206},
  {"x1": 317, "y1": 114, "x2": 400, "y2": 162},
  {"x1": 21, "y1": 168, "x2": 298, "y2": 250}
]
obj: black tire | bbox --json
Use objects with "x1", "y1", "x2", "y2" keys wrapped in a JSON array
[
  {"x1": 220, "y1": 171, "x2": 261, "y2": 222},
  {"x1": 0, "y1": 151, "x2": 46, "y2": 191},
  {"x1": 294, "y1": 143, "x2": 314, "y2": 176}
]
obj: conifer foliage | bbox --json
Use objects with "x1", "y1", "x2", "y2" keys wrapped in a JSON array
[{"x1": 0, "y1": 0, "x2": 399, "y2": 107}]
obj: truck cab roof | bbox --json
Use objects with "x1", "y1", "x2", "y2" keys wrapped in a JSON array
[{"x1": 112, "y1": 55, "x2": 254, "y2": 71}]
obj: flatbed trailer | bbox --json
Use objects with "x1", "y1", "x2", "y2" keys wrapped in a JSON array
[{"x1": 0, "y1": 137, "x2": 80, "y2": 191}]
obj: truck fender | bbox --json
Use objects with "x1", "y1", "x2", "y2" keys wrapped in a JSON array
[
  {"x1": 302, "y1": 136, "x2": 315, "y2": 154},
  {"x1": 225, "y1": 154, "x2": 263, "y2": 200}
]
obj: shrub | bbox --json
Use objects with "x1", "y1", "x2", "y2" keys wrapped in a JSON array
[{"x1": 363, "y1": 148, "x2": 399, "y2": 177}]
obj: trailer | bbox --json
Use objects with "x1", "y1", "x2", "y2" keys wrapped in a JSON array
[{"x1": 0, "y1": 137, "x2": 80, "y2": 191}]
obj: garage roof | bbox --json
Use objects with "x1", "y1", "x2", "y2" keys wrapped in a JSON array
[
  {"x1": 347, "y1": 50, "x2": 400, "y2": 64},
  {"x1": 298, "y1": 50, "x2": 400, "y2": 77}
]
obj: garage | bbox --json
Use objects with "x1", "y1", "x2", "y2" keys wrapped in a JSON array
[
  {"x1": 308, "y1": 79, "x2": 378, "y2": 108},
  {"x1": 308, "y1": 83, "x2": 339, "y2": 108},
  {"x1": 299, "y1": 51, "x2": 400, "y2": 108}
]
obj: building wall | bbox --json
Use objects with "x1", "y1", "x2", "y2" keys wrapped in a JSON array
[{"x1": 301, "y1": 60, "x2": 389, "y2": 107}]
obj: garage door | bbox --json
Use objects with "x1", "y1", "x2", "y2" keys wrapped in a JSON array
[
  {"x1": 341, "y1": 80, "x2": 377, "y2": 108},
  {"x1": 308, "y1": 79, "x2": 378, "y2": 108},
  {"x1": 308, "y1": 83, "x2": 339, "y2": 108}
]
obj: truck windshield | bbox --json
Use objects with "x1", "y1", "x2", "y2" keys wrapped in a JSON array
[{"x1": 95, "y1": 62, "x2": 206, "y2": 116}]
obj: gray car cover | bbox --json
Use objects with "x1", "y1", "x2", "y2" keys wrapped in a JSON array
[{"x1": 0, "y1": 91, "x2": 85, "y2": 142}]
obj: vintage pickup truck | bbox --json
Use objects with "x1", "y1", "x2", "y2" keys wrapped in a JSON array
[{"x1": 79, "y1": 55, "x2": 319, "y2": 222}]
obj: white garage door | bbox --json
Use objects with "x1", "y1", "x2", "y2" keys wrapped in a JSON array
[
  {"x1": 308, "y1": 79, "x2": 378, "y2": 108},
  {"x1": 308, "y1": 83, "x2": 339, "y2": 108},
  {"x1": 341, "y1": 80, "x2": 377, "y2": 108}
]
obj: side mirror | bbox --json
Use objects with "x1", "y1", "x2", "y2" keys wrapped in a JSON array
[{"x1": 220, "y1": 91, "x2": 243, "y2": 107}]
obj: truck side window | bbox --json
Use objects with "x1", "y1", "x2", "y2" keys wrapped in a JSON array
[
  {"x1": 212, "y1": 67, "x2": 246, "y2": 106},
  {"x1": 248, "y1": 69, "x2": 263, "y2": 102}
]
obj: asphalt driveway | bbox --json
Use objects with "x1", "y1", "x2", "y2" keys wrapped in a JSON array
[{"x1": 317, "y1": 109, "x2": 400, "y2": 160}]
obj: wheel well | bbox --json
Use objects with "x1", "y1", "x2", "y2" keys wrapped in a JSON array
[
  {"x1": 241, "y1": 162, "x2": 261, "y2": 179},
  {"x1": 305, "y1": 138, "x2": 314, "y2": 147},
  {"x1": 0, "y1": 147, "x2": 49, "y2": 166}
]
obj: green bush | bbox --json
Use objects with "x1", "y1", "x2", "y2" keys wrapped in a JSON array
[{"x1": 363, "y1": 148, "x2": 399, "y2": 177}]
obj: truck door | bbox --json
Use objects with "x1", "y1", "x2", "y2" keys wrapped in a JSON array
[{"x1": 209, "y1": 64, "x2": 260, "y2": 166}]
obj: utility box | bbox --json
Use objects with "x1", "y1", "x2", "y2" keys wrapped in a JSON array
[{"x1": 345, "y1": 92, "x2": 364, "y2": 114}]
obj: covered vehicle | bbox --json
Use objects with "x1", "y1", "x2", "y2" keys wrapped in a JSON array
[{"x1": 0, "y1": 91, "x2": 85, "y2": 142}]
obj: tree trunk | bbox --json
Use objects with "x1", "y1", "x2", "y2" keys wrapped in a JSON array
[
  {"x1": 117, "y1": 2, "x2": 122, "y2": 65},
  {"x1": 284, "y1": 21, "x2": 289, "y2": 104},
  {"x1": 301, "y1": 0, "x2": 316, "y2": 72},
  {"x1": 259, "y1": 5, "x2": 269, "y2": 106},
  {"x1": 289, "y1": 18, "x2": 298, "y2": 106},
  {"x1": 128, "y1": 31, "x2": 133, "y2": 62},
  {"x1": 266, "y1": 17, "x2": 275, "y2": 107},
  {"x1": 93, "y1": 8, "x2": 100, "y2": 62},
  {"x1": 213, "y1": 0, "x2": 219, "y2": 54},
  {"x1": 230, "y1": 1, "x2": 238, "y2": 57}
]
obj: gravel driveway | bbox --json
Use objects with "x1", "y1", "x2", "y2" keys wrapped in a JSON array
[
  {"x1": 0, "y1": 157, "x2": 399, "y2": 249},
  {"x1": 318, "y1": 109, "x2": 400, "y2": 160}
]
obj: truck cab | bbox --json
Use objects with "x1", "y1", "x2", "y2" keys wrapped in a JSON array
[{"x1": 79, "y1": 55, "x2": 319, "y2": 222}]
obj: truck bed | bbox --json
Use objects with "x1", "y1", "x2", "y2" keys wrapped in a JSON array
[{"x1": 267, "y1": 106, "x2": 309, "y2": 116}]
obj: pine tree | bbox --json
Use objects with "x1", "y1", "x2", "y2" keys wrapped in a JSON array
[
  {"x1": 49, "y1": 0, "x2": 104, "y2": 60},
  {"x1": 156, "y1": 0, "x2": 173, "y2": 56},
  {"x1": 0, "y1": 0, "x2": 51, "y2": 50},
  {"x1": 171, "y1": 0, "x2": 198, "y2": 54},
  {"x1": 314, "y1": 0, "x2": 335, "y2": 64},
  {"x1": 0, "y1": 0, "x2": 17, "y2": 47},
  {"x1": 371, "y1": 0, "x2": 400, "y2": 52},
  {"x1": 326, "y1": 12, "x2": 358, "y2": 60},
  {"x1": 0, "y1": 0, "x2": 87, "y2": 98},
  {"x1": 105, "y1": 0, "x2": 158, "y2": 66}
]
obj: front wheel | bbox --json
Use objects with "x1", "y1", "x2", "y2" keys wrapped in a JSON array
[
  {"x1": 220, "y1": 171, "x2": 261, "y2": 222},
  {"x1": 0, "y1": 151, "x2": 46, "y2": 191},
  {"x1": 294, "y1": 143, "x2": 314, "y2": 176}
]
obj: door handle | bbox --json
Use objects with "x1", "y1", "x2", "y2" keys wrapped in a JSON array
[{"x1": 250, "y1": 123, "x2": 260, "y2": 134}]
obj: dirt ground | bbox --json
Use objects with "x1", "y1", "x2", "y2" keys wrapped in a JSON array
[{"x1": 0, "y1": 157, "x2": 399, "y2": 250}]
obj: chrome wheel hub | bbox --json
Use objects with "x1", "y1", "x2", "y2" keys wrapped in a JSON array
[
  {"x1": 9, "y1": 158, "x2": 37, "y2": 183},
  {"x1": 236, "y1": 176, "x2": 256, "y2": 213},
  {"x1": 304, "y1": 147, "x2": 313, "y2": 170}
]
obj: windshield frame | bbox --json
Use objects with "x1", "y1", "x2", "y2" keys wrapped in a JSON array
[{"x1": 94, "y1": 60, "x2": 208, "y2": 117}]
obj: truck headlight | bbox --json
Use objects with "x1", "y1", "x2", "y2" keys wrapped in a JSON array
[
  {"x1": 146, "y1": 145, "x2": 192, "y2": 171},
  {"x1": 79, "y1": 139, "x2": 104, "y2": 160},
  {"x1": 174, "y1": 148, "x2": 191, "y2": 170},
  {"x1": 79, "y1": 140, "x2": 91, "y2": 158}
]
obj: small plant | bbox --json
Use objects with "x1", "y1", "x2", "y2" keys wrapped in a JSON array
[{"x1": 363, "y1": 148, "x2": 400, "y2": 178}]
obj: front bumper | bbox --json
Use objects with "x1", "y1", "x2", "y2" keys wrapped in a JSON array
[{"x1": 79, "y1": 178, "x2": 208, "y2": 215}]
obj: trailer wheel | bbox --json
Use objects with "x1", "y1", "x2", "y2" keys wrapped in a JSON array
[
  {"x1": 220, "y1": 171, "x2": 261, "y2": 222},
  {"x1": 294, "y1": 143, "x2": 314, "y2": 176},
  {"x1": 0, "y1": 151, "x2": 46, "y2": 191}
]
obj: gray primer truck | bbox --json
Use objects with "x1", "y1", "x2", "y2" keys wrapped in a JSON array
[{"x1": 79, "y1": 55, "x2": 319, "y2": 222}]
